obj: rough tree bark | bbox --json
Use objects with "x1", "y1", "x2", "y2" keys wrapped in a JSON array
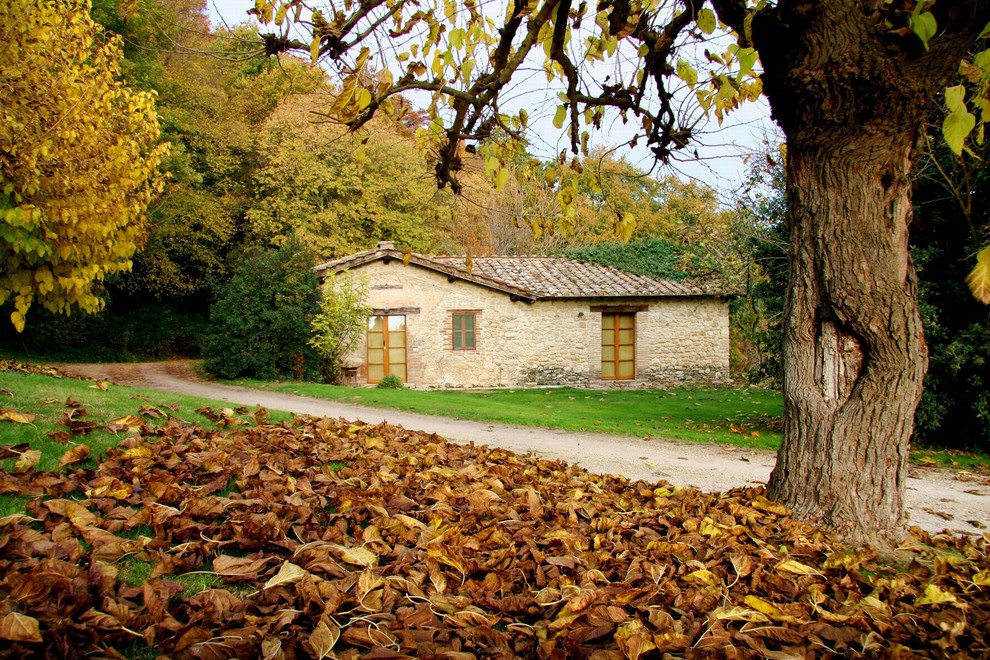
[{"x1": 740, "y1": 1, "x2": 990, "y2": 544}]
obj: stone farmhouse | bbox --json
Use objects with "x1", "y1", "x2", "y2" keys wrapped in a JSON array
[{"x1": 314, "y1": 241, "x2": 734, "y2": 389}]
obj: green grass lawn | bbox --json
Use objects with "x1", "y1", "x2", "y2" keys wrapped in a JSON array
[
  {"x1": 231, "y1": 378, "x2": 785, "y2": 449},
  {"x1": 4, "y1": 362, "x2": 986, "y2": 475}
]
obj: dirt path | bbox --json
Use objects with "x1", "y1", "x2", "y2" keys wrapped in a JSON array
[{"x1": 57, "y1": 361, "x2": 990, "y2": 537}]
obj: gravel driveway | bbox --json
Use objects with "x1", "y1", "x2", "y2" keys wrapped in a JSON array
[{"x1": 58, "y1": 361, "x2": 990, "y2": 537}]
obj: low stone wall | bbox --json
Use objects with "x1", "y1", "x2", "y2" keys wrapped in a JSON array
[
  {"x1": 641, "y1": 365, "x2": 732, "y2": 388},
  {"x1": 518, "y1": 365, "x2": 592, "y2": 387}
]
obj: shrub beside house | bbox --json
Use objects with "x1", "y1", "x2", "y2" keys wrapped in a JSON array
[{"x1": 315, "y1": 241, "x2": 734, "y2": 389}]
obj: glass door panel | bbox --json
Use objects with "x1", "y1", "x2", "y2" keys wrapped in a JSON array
[
  {"x1": 367, "y1": 315, "x2": 407, "y2": 383},
  {"x1": 601, "y1": 313, "x2": 635, "y2": 381}
]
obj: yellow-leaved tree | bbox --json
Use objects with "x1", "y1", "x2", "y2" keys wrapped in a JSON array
[{"x1": 0, "y1": 0, "x2": 168, "y2": 331}]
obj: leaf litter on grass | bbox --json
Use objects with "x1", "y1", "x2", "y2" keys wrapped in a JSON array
[{"x1": 0, "y1": 405, "x2": 987, "y2": 658}]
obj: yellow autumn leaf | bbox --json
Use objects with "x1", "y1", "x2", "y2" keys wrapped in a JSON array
[
  {"x1": 614, "y1": 619, "x2": 656, "y2": 660},
  {"x1": 120, "y1": 446, "x2": 154, "y2": 459},
  {"x1": 310, "y1": 36, "x2": 321, "y2": 63},
  {"x1": 354, "y1": 87, "x2": 373, "y2": 111},
  {"x1": 58, "y1": 444, "x2": 91, "y2": 468},
  {"x1": 776, "y1": 559, "x2": 823, "y2": 576},
  {"x1": 427, "y1": 545, "x2": 466, "y2": 578},
  {"x1": 9, "y1": 311, "x2": 25, "y2": 333},
  {"x1": 714, "y1": 606, "x2": 770, "y2": 623},
  {"x1": 744, "y1": 595, "x2": 784, "y2": 618},
  {"x1": 810, "y1": 601, "x2": 852, "y2": 623},
  {"x1": 915, "y1": 583, "x2": 958, "y2": 606},
  {"x1": 615, "y1": 212, "x2": 636, "y2": 242},
  {"x1": 972, "y1": 571, "x2": 990, "y2": 586},
  {"x1": 330, "y1": 544, "x2": 378, "y2": 567},
  {"x1": 676, "y1": 59, "x2": 698, "y2": 86},
  {"x1": 44, "y1": 499, "x2": 99, "y2": 527},
  {"x1": 86, "y1": 482, "x2": 134, "y2": 500},
  {"x1": 966, "y1": 247, "x2": 990, "y2": 304},
  {"x1": 264, "y1": 561, "x2": 309, "y2": 589},
  {"x1": 699, "y1": 518, "x2": 722, "y2": 537},
  {"x1": 822, "y1": 550, "x2": 869, "y2": 570},
  {"x1": 0, "y1": 409, "x2": 35, "y2": 424},
  {"x1": 14, "y1": 449, "x2": 41, "y2": 472},
  {"x1": 696, "y1": 7, "x2": 717, "y2": 34},
  {"x1": 751, "y1": 495, "x2": 790, "y2": 516},
  {"x1": 495, "y1": 167, "x2": 510, "y2": 191},
  {"x1": 111, "y1": 415, "x2": 144, "y2": 428},
  {"x1": 682, "y1": 569, "x2": 717, "y2": 585}
]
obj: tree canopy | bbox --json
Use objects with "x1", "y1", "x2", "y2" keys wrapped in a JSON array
[
  {"x1": 246, "y1": 92, "x2": 441, "y2": 256},
  {"x1": 0, "y1": 0, "x2": 168, "y2": 331}
]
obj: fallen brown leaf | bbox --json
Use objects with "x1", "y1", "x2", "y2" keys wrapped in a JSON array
[
  {"x1": 58, "y1": 444, "x2": 91, "y2": 468},
  {"x1": 0, "y1": 611, "x2": 42, "y2": 643},
  {"x1": 0, "y1": 409, "x2": 986, "y2": 659},
  {"x1": 0, "y1": 409, "x2": 35, "y2": 424}
]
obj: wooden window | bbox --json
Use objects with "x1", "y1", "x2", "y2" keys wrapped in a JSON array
[
  {"x1": 451, "y1": 312, "x2": 477, "y2": 350},
  {"x1": 601, "y1": 312, "x2": 635, "y2": 380},
  {"x1": 367, "y1": 315, "x2": 407, "y2": 383}
]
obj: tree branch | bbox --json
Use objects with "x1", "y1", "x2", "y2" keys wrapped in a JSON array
[
  {"x1": 549, "y1": 0, "x2": 580, "y2": 153},
  {"x1": 709, "y1": 0, "x2": 750, "y2": 38}
]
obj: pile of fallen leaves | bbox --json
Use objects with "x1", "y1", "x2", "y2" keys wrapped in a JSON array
[{"x1": 0, "y1": 404, "x2": 988, "y2": 659}]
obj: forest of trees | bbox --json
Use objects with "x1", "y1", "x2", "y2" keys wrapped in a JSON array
[
  {"x1": 3, "y1": 0, "x2": 990, "y2": 541},
  {"x1": 1, "y1": 0, "x2": 742, "y2": 358}
]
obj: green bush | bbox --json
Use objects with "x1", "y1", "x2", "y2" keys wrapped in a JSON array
[
  {"x1": 911, "y1": 239, "x2": 990, "y2": 451},
  {"x1": 909, "y1": 124, "x2": 990, "y2": 453},
  {"x1": 203, "y1": 240, "x2": 322, "y2": 381},
  {"x1": 376, "y1": 374, "x2": 404, "y2": 389},
  {"x1": 309, "y1": 272, "x2": 371, "y2": 383},
  {"x1": 559, "y1": 237, "x2": 700, "y2": 280}
]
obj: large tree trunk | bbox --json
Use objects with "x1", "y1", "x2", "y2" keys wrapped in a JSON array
[
  {"x1": 744, "y1": 1, "x2": 990, "y2": 545},
  {"x1": 768, "y1": 132, "x2": 927, "y2": 544}
]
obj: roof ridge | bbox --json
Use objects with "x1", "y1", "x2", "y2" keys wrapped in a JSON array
[{"x1": 317, "y1": 246, "x2": 733, "y2": 299}]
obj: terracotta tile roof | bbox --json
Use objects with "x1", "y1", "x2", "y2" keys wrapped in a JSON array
[
  {"x1": 314, "y1": 241, "x2": 730, "y2": 300},
  {"x1": 431, "y1": 256, "x2": 721, "y2": 298}
]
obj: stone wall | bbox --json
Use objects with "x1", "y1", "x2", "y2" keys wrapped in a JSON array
[{"x1": 339, "y1": 260, "x2": 730, "y2": 389}]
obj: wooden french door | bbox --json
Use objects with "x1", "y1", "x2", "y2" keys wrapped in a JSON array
[
  {"x1": 601, "y1": 312, "x2": 635, "y2": 380},
  {"x1": 367, "y1": 315, "x2": 407, "y2": 383}
]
